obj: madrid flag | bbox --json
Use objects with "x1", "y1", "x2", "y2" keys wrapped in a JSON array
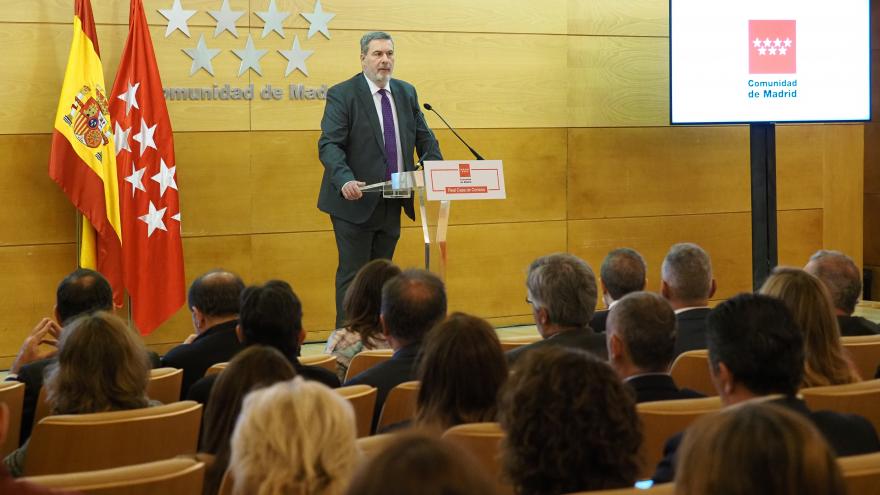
[
  {"x1": 110, "y1": 0, "x2": 185, "y2": 334},
  {"x1": 749, "y1": 20, "x2": 797, "y2": 74},
  {"x1": 49, "y1": 0, "x2": 124, "y2": 305}
]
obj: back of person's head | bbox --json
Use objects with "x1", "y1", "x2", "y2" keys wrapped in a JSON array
[
  {"x1": 187, "y1": 269, "x2": 245, "y2": 317},
  {"x1": 238, "y1": 281, "x2": 303, "y2": 359},
  {"x1": 499, "y1": 347, "x2": 641, "y2": 494},
  {"x1": 675, "y1": 403, "x2": 846, "y2": 495},
  {"x1": 381, "y1": 269, "x2": 447, "y2": 344},
  {"x1": 526, "y1": 253, "x2": 597, "y2": 328},
  {"x1": 706, "y1": 293, "x2": 803, "y2": 398},
  {"x1": 345, "y1": 432, "x2": 497, "y2": 495},
  {"x1": 607, "y1": 291, "x2": 677, "y2": 373},
  {"x1": 804, "y1": 249, "x2": 862, "y2": 315},
  {"x1": 759, "y1": 267, "x2": 858, "y2": 387},
  {"x1": 661, "y1": 243, "x2": 714, "y2": 305},
  {"x1": 230, "y1": 378, "x2": 357, "y2": 495},
  {"x1": 600, "y1": 248, "x2": 647, "y2": 301},
  {"x1": 45, "y1": 311, "x2": 149, "y2": 415},
  {"x1": 55, "y1": 268, "x2": 113, "y2": 325},
  {"x1": 416, "y1": 312, "x2": 508, "y2": 431},
  {"x1": 343, "y1": 259, "x2": 401, "y2": 344}
]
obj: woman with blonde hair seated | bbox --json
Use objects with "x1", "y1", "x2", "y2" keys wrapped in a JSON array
[
  {"x1": 676, "y1": 402, "x2": 846, "y2": 495},
  {"x1": 759, "y1": 267, "x2": 860, "y2": 387},
  {"x1": 229, "y1": 378, "x2": 357, "y2": 495}
]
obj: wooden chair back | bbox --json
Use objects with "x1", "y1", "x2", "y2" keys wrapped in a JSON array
[
  {"x1": 356, "y1": 432, "x2": 399, "y2": 459},
  {"x1": 636, "y1": 396, "x2": 723, "y2": 479},
  {"x1": 146, "y1": 367, "x2": 183, "y2": 404},
  {"x1": 334, "y1": 384, "x2": 377, "y2": 437},
  {"x1": 838, "y1": 451, "x2": 880, "y2": 495},
  {"x1": 345, "y1": 349, "x2": 394, "y2": 382},
  {"x1": 22, "y1": 458, "x2": 204, "y2": 495},
  {"x1": 841, "y1": 335, "x2": 880, "y2": 380},
  {"x1": 669, "y1": 350, "x2": 716, "y2": 396},
  {"x1": 33, "y1": 385, "x2": 51, "y2": 430},
  {"x1": 205, "y1": 362, "x2": 228, "y2": 376},
  {"x1": 442, "y1": 422, "x2": 512, "y2": 495},
  {"x1": 377, "y1": 381, "x2": 420, "y2": 431},
  {"x1": 0, "y1": 381, "x2": 24, "y2": 458},
  {"x1": 299, "y1": 353, "x2": 338, "y2": 374},
  {"x1": 801, "y1": 378, "x2": 880, "y2": 434},
  {"x1": 25, "y1": 401, "x2": 202, "y2": 476},
  {"x1": 218, "y1": 468, "x2": 234, "y2": 495}
]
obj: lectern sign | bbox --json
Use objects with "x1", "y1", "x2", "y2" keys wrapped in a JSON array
[{"x1": 423, "y1": 160, "x2": 506, "y2": 201}]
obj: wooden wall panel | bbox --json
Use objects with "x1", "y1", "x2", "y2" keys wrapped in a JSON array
[
  {"x1": 776, "y1": 126, "x2": 825, "y2": 211},
  {"x1": 822, "y1": 125, "x2": 864, "y2": 265},
  {"x1": 865, "y1": 194, "x2": 880, "y2": 267},
  {"x1": 777, "y1": 209, "x2": 822, "y2": 269},
  {"x1": 567, "y1": 0, "x2": 667, "y2": 37}
]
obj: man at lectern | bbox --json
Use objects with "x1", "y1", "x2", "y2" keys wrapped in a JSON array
[{"x1": 318, "y1": 31, "x2": 442, "y2": 328}]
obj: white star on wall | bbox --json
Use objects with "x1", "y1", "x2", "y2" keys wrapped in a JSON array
[
  {"x1": 125, "y1": 163, "x2": 147, "y2": 198},
  {"x1": 132, "y1": 118, "x2": 157, "y2": 156},
  {"x1": 158, "y1": 0, "x2": 196, "y2": 38},
  {"x1": 151, "y1": 158, "x2": 178, "y2": 197},
  {"x1": 232, "y1": 35, "x2": 269, "y2": 76},
  {"x1": 117, "y1": 81, "x2": 140, "y2": 115},
  {"x1": 208, "y1": 0, "x2": 245, "y2": 38},
  {"x1": 139, "y1": 201, "x2": 168, "y2": 237},
  {"x1": 183, "y1": 34, "x2": 222, "y2": 76},
  {"x1": 301, "y1": 0, "x2": 335, "y2": 39},
  {"x1": 279, "y1": 36, "x2": 314, "y2": 77},
  {"x1": 256, "y1": 0, "x2": 291, "y2": 39},
  {"x1": 114, "y1": 123, "x2": 131, "y2": 155}
]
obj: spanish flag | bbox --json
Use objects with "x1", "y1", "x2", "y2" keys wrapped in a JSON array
[{"x1": 49, "y1": 0, "x2": 124, "y2": 305}]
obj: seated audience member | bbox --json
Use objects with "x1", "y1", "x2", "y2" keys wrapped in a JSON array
[
  {"x1": 162, "y1": 270, "x2": 246, "y2": 399},
  {"x1": 507, "y1": 253, "x2": 606, "y2": 363},
  {"x1": 760, "y1": 267, "x2": 860, "y2": 387},
  {"x1": 413, "y1": 313, "x2": 508, "y2": 432},
  {"x1": 345, "y1": 269, "x2": 447, "y2": 431},
  {"x1": 500, "y1": 347, "x2": 642, "y2": 494},
  {"x1": 345, "y1": 432, "x2": 497, "y2": 495},
  {"x1": 675, "y1": 403, "x2": 846, "y2": 495},
  {"x1": 652, "y1": 293, "x2": 880, "y2": 484},
  {"x1": 805, "y1": 249, "x2": 880, "y2": 336},
  {"x1": 660, "y1": 243, "x2": 716, "y2": 356},
  {"x1": 187, "y1": 280, "x2": 340, "y2": 404},
  {"x1": 325, "y1": 259, "x2": 400, "y2": 380},
  {"x1": 229, "y1": 378, "x2": 356, "y2": 495},
  {"x1": 591, "y1": 248, "x2": 647, "y2": 332},
  {"x1": 4, "y1": 312, "x2": 153, "y2": 477},
  {"x1": 200, "y1": 346, "x2": 296, "y2": 495},
  {"x1": 6, "y1": 269, "x2": 159, "y2": 445},
  {"x1": 606, "y1": 291, "x2": 703, "y2": 403}
]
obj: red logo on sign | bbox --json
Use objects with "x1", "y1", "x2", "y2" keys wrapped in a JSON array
[
  {"x1": 749, "y1": 20, "x2": 796, "y2": 74},
  {"x1": 458, "y1": 163, "x2": 471, "y2": 178}
]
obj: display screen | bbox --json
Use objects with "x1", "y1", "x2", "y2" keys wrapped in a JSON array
[{"x1": 670, "y1": 0, "x2": 871, "y2": 124}]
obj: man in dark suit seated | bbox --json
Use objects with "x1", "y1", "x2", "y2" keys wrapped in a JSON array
[
  {"x1": 187, "y1": 280, "x2": 340, "y2": 405},
  {"x1": 805, "y1": 249, "x2": 879, "y2": 336},
  {"x1": 507, "y1": 253, "x2": 607, "y2": 363},
  {"x1": 345, "y1": 269, "x2": 447, "y2": 432},
  {"x1": 652, "y1": 293, "x2": 880, "y2": 484},
  {"x1": 606, "y1": 291, "x2": 703, "y2": 403},
  {"x1": 162, "y1": 270, "x2": 246, "y2": 399},
  {"x1": 660, "y1": 243, "x2": 717, "y2": 357},
  {"x1": 590, "y1": 248, "x2": 647, "y2": 333}
]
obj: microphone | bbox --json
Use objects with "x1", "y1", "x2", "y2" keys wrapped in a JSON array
[{"x1": 423, "y1": 103, "x2": 484, "y2": 160}]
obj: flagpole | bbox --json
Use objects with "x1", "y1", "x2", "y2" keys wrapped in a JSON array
[{"x1": 75, "y1": 211, "x2": 83, "y2": 268}]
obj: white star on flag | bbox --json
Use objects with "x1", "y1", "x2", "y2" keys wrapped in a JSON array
[
  {"x1": 114, "y1": 122, "x2": 131, "y2": 155},
  {"x1": 774, "y1": 38, "x2": 782, "y2": 47},
  {"x1": 769, "y1": 47, "x2": 777, "y2": 55},
  {"x1": 779, "y1": 47, "x2": 787, "y2": 55},
  {"x1": 158, "y1": 0, "x2": 196, "y2": 38},
  {"x1": 132, "y1": 118, "x2": 158, "y2": 156},
  {"x1": 125, "y1": 163, "x2": 147, "y2": 198},
  {"x1": 758, "y1": 47, "x2": 766, "y2": 55},
  {"x1": 139, "y1": 201, "x2": 168, "y2": 237},
  {"x1": 764, "y1": 38, "x2": 772, "y2": 47},
  {"x1": 784, "y1": 38, "x2": 792, "y2": 47},
  {"x1": 301, "y1": 0, "x2": 335, "y2": 39},
  {"x1": 117, "y1": 81, "x2": 140, "y2": 115},
  {"x1": 753, "y1": 38, "x2": 762, "y2": 48},
  {"x1": 151, "y1": 158, "x2": 178, "y2": 197}
]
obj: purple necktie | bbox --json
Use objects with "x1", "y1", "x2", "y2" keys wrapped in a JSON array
[{"x1": 379, "y1": 89, "x2": 398, "y2": 181}]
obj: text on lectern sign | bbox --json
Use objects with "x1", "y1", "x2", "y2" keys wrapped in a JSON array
[{"x1": 422, "y1": 160, "x2": 506, "y2": 201}]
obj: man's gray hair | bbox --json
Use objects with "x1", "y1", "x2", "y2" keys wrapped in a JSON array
[
  {"x1": 527, "y1": 253, "x2": 597, "y2": 328},
  {"x1": 360, "y1": 31, "x2": 393, "y2": 55},
  {"x1": 661, "y1": 243, "x2": 713, "y2": 302},
  {"x1": 805, "y1": 249, "x2": 861, "y2": 314},
  {"x1": 600, "y1": 248, "x2": 647, "y2": 301}
]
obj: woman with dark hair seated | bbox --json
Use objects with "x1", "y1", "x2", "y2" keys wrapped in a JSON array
[
  {"x1": 499, "y1": 346, "x2": 642, "y2": 494},
  {"x1": 200, "y1": 346, "x2": 296, "y2": 495},
  {"x1": 3, "y1": 311, "x2": 153, "y2": 477},
  {"x1": 413, "y1": 312, "x2": 508, "y2": 433}
]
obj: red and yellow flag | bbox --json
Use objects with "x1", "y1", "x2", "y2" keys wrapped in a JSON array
[{"x1": 49, "y1": 0, "x2": 124, "y2": 304}]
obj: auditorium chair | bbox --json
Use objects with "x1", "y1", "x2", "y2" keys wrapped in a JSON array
[
  {"x1": 841, "y1": 335, "x2": 880, "y2": 381},
  {"x1": 376, "y1": 380, "x2": 420, "y2": 431},
  {"x1": 838, "y1": 451, "x2": 880, "y2": 495},
  {"x1": 801, "y1": 378, "x2": 880, "y2": 434},
  {"x1": 334, "y1": 384, "x2": 378, "y2": 437},
  {"x1": 636, "y1": 396, "x2": 723, "y2": 479},
  {"x1": 498, "y1": 334, "x2": 543, "y2": 352},
  {"x1": 145, "y1": 367, "x2": 183, "y2": 405},
  {"x1": 442, "y1": 422, "x2": 512, "y2": 495},
  {"x1": 669, "y1": 349, "x2": 716, "y2": 396},
  {"x1": 0, "y1": 381, "x2": 24, "y2": 458},
  {"x1": 22, "y1": 457, "x2": 204, "y2": 495},
  {"x1": 25, "y1": 400, "x2": 202, "y2": 476},
  {"x1": 344, "y1": 349, "x2": 394, "y2": 382},
  {"x1": 218, "y1": 468, "x2": 234, "y2": 495},
  {"x1": 567, "y1": 482, "x2": 674, "y2": 494},
  {"x1": 205, "y1": 361, "x2": 227, "y2": 376},
  {"x1": 299, "y1": 353, "x2": 338, "y2": 374},
  {"x1": 356, "y1": 432, "x2": 399, "y2": 459}
]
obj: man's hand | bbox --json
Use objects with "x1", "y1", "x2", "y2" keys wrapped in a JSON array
[
  {"x1": 341, "y1": 180, "x2": 366, "y2": 200},
  {"x1": 10, "y1": 318, "x2": 61, "y2": 373}
]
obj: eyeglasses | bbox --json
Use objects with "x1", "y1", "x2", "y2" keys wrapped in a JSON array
[{"x1": 525, "y1": 297, "x2": 536, "y2": 306}]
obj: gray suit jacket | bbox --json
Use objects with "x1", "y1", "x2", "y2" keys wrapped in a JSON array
[{"x1": 317, "y1": 73, "x2": 441, "y2": 223}]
